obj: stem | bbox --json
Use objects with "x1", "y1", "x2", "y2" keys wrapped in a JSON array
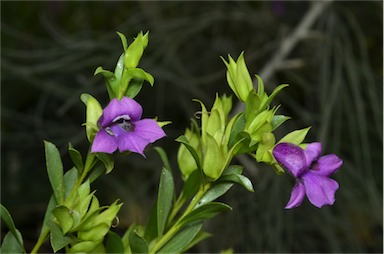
[
  {"x1": 149, "y1": 183, "x2": 210, "y2": 254},
  {"x1": 30, "y1": 229, "x2": 49, "y2": 254}
]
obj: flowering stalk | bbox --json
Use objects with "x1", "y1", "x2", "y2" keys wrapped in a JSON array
[{"x1": 1, "y1": 31, "x2": 343, "y2": 254}]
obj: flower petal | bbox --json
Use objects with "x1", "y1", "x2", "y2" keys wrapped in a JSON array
[
  {"x1": 285, "y1": 181, "x2": 306, "y2": 209},
  {"x1": 133, "y1": 119, "x2": 166, "y2": 142},
  {"x1": 304, "y1": 142, "x2": 322, "y2": 166},
  {"x1": 312, "y1": 154, "x2": 343, "y2": 176},
  {"x1": 273, "y1": 143, "x2": 307, "y2": 178},
  {"x1": 98, "y1": 97, "x2": 143, "y2": 127},
  {"x1": 91, "y1": 130, "x2": 118, "y2": 154},
  {"x1": 117, "y1": 132, "x2": 150, "y2": 156},
  {"x1": 302, "y1": 171, "x2": 339, "y2": 208}
]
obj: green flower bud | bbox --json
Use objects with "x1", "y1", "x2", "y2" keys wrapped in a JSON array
[
  {"x1": 67, "y1": 240, "x2": 101, "y2": 253},
  {"x1": 124, "y1": 31, "x2": 149, "y2": 69},
  {"x1": 222, "y1": 52, "x2": 253, "y2": 102},
  {"x1": 177, "y1": 128, "x2": 201, "y2": 180}
]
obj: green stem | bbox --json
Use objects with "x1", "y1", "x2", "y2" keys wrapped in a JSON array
[
  {"x1": 149, "y1": 183, "x2": 210, "y2": 254},
  {"x1": 30, "y1": 229, "x2": 49, "y2": 254}
]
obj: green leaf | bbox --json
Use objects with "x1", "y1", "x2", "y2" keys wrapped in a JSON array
[
  {"x1": 125, "y1": 78, "x2": 144, "y2": 98},
  {"x1": 95, "y1": 153, "x2": 114, "y2": 174},
  {"x1": 48, "y1": 220, "x2": 72, "y2": 252},
  {"x1": 143, "y1": 205, "x2": 158, "y2": 243},
  {"x1": 271, "y1": 115, "x2": 290, "y2": 131},
  {"x1": 154, "y1": 146, "x2": 172, "y2": 171},
  {"x1": 180, "y1": 230, "x2": 211, "y2": 253},
  {"x1": 197, "y1": 182, "x2": 233, "y2": 208},
  {"x1": 106, "y1": 231, "x2": 125, "y2": 253},
  {"x1": 129, "y1": 230, "x2": 148, "y2": 253},
  {"x1": 176, "y1": 135, "x2": 202, "y2": 171},
  {"x1": 157, "y1": 222, "x2": 203, "y2": 254},
  {"x1": 264, "y1": 84, "x2": 289, "y2": 108},
  {"x1": 228, "y1": 113, "x2": 246, "y2": 148},
  {"x1": 1, "y1": 230, "x2": 25, "y2": 253},
  {"x1": 44, "y1": 141, "x2": 64, "y2": 204},
  {"x1": 180, "y1": 170, "x2": 201, "y2": 203},
  {"x1": 180, "y1": 202, "x2": 232, "y2": 226},
  {"x1": 52, "y1": 206, "x2": 73, "y2": 234},
  {"x1": 279, "y1": 127, "x2": 311, "y2": 145},
  {"x1": 68, "y1": 144, "x2": 83, "y2": 173},
  {"x1": 157, "y1": 167, "x2": 174, "y2": 236},
  {"x1": 116, "y1": 31, "x2": 128, "y2": 51},
  {"x1": 0, "y1": 205, "x2": 24, "y2": 250},
  {"x1": 87, "y1": 163, "x2": 106, "y2": 184},
  {"x1": 63, "y1": 167, "x2": 78, "y2": 200},
  {"x1": 218, "y1": 174, "x2": 254, "y2": 192},
  {"x1": 80, "y1": 93, "x2": 103, "y2": 142},
  {"x1": 38, "y1": 195, "x2": 57, "y2": 240}
]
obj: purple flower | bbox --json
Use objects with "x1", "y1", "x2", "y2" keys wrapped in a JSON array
[
  {"x1": 273, "y1": 142, "x2": 342, "y2": 209},
  {"x1": 91, "y1": 97, "x2": 166, "y2": 156}
]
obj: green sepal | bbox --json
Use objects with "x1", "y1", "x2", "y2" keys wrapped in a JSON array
[
  {"x1": 202, "y1": 134, "x2": 225, "y2": 180},
  {"x1": 255, "y1": 132, "x2": 276, "y2": 163},
  {"x1": 63, "y1": 167, "x2": 78, "y2": 200},
  {"x1": 44, "y1": 140, "x2": 65, "y2": 205},
  {"x1": 124, "y1": 31, "x2": 149, "y2": 69},
  {"x1": 116, "y1": 31, "x2": 128, "y2": 51}
]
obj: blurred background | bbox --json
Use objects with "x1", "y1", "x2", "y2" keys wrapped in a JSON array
[{"x1": 1, "y1": 1, "x2": 382, "y2": 253}]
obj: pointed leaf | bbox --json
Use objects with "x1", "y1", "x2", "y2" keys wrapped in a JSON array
[
  {"x1": 1, "y1": 205, "x2": 24, "y2": 249},
  {"x1": 181, "y1": 230, "x2": 211, "y2": 253},
  {"x1": 52, "y1": 206, "x2": 73, "y2": 234},
  {"x1": 48, "y1": 220, "x2": 72, "y2": 252},
  {"x1": 157, "y1": 222, "x2": 203, "y2": 254},
  {"x1": 116, "y1": 31, "x2": 128, "y2": 51},
  {"x1": 44, "y1": 141, "x2": 64, "y2": 204},
  {"x1": 157, "y1": 167, "x2": 174, "y2": 236},
  {"x1": 63, "y1": 167, "x2": 78, "y2": 200},
  {"x1": 106, "y1": 231, "x2": 125, "y2": 253},
  {"x1": 176, "y1": 135, "x2": 202, "y2": 171},
  {"x1": 271, "y1": 115, "x2": 290, "y2": 131},
  {"x1": 180, "y1": 202, "x2": 232, "y2": 226},
  {"x1": 1, "y1": 230, "x2": 25, "y2": 253},
  {"x1": 129, "y1": 230, "x2": 148, "y2": 253},
  {"x1": 68, "y1": 144, "x2": 83, "y2": 173},
  {"x1": 279, "y1": 127, "x2": 311, "y2": 145},
  {"x1": 154, "y1": 146, "x2": 172, "y2": 171},
  {"x1": 95, "y1": 153, "x2": 114, "y2": 174},
  {"x1": 218, "y1": 174, "x2": 254, "y2": 192}
]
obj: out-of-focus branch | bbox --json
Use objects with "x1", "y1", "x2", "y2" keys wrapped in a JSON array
[{"x1": 235, "y1": 1, "x2": 333, "y2": 175}]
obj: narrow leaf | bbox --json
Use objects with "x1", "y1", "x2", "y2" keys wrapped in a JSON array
[
  {"x1": 95, "y1": 153, "x2": 114, "y2": 174},
  {"x1": 157, "y1": 167, "x2": 174, "y2": 236},
  {"x1": 44, "y1": 141, "x2": 64, "y2": 204},
  {"x1": 180, "y1": 202, "x2": 232, "y2": 226},
  {"x1": 219, "y1": 174, "x2": 254, "y2": 192},
  {"x1": 157, "y1": 222, "x2": 202, "y2": 254},
  {"x1": 176, "y1": 135, "x2": 202, "y2": 171},
  {"x1": 154, "y1": 146, "x2": 172, "y2": 171},
  {"x1": 48, "y1": 221, "x2": 72, "y2": 252}
]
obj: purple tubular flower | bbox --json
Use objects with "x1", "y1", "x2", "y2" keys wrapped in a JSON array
[
  {"x1": 91, "y1": 97, "x2": 166, "y2": 156},
  {"x1": 272, "y1": 142, "x2": 342, "y2": 209}
]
